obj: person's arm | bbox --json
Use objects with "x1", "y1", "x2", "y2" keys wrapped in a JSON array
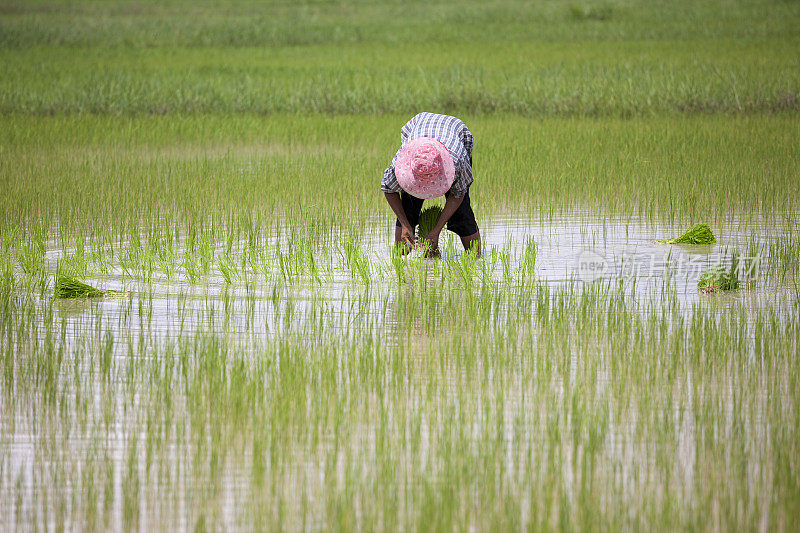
[{"x1": 384, "y1": 192, "x2": 415, "y2": 245}]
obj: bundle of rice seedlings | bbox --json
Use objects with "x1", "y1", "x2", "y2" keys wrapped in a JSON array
[
  {"x1": 54, "y1": 274, "x2": 127, "y2": 298},
  {"x1": 698, "y1": 254, "x2": 739, "y2": 294},
  {"x1": 417, "y1": 205, "x2": 443, "y2": 238},
  {"x1": 657, "y1": 224, "x2": 716, "y2": 245},
  {"x1": 55, "y1": 274, "x2": 104, "y2": 298}
]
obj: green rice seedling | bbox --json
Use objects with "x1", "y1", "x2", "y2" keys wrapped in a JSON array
[
  {"x1": 318, "y1": 246, "x2": 336, "y2": 282},
  {"x1": 117, "y1": 233, "x2": 156, "y2": 281},
  {"x1": 520, "y1": 237, "x2": 537, "y2": 275},
  {"x1": 417, "y1": 206, "x2": 443, "y2": 238},
  {"x1": 0, "y1": 227, "x2": 18, "y2": 256},
  {"x1": 241, "y1": 242, "x2": 252, "y2": 274},
  {"x1": 118, "y1": 247, "x2": 136, "y2": 279},
  {"x1": 183, "y1": 250, "x2": 201, "y2": 283},
  {"x1": 53, "y1": 255, "x2": 128, "y2": 299},
  {"x1": 296, "y1": 239, "x2": 319, "y2": 282},
  {"x1": 342, "y1": 240, "x2": 372, "y2": 285},
  {"x1": 257, "y1": 248, "x2": 275, "y2": 284},
  {"x1": 353, "y1": 254, "x2": 371, "y2": 285},
  {"x1": 157, "y1": 255, "x2": 176, "y2": 280},
  {"x1": 3, "y1": 32, "x2": 798, "y2": 117},
  {"x1": 153, "y1": 233, "x2": 178, "y2": 280},
  {"x1": 306, "y1": 246, "x2": 322, "y2": 285},
  {"x1": 499, "y1": 249, "x2": 512, "y2": 285},
  {"x1": 767, "y1": 233, "x2": 800, "y2": 282},
  {"x1": 18, "y1": 238, "x2": 46, "y2": 278},
  {"x1": 477, "y1": 247, "x2": 499, "y2": 286},
  {"x1": 275, "y1": 240, "x2": 312, "y2": 283},
  {"x1": 698, "y1": 265, "x2": 737, "y2": 293},
  {"x1": 186, "y1": 225, "x2": 198, "y2": 254},
  {"x1": 218, "y1": 252, "x2": 238, "y2": 284},
  {"x1": 224, "y1": 230, "x2": 236, "y2": 256},
  {"x1": 0, "y1": 254, "x2": 14, "y2": 298},
  {"x1": 198, "y1": 235, "x2": 214, "y2": 275},
  {"x1": 443, "y1": 245, "x2": 480, "y2": 289},
  {"x1": 276, "y1": 248, "x2": 294, "y2": 282},
  {"x1": 390, "y1": 248, "x2": 407, "y2": 285},
  {"x1": 698, "y1": 254, "x2": 740, "y2": 293},
  {"x1": 277, "y1": 241, "x2": 317, "y2": 283},
  {"x1": 60, "y1": 240, "x2": 89, "y2": 279},
  {"x1": 657, "y1": 224, "x2": 716, "y2": 245},
  {"x1": 342, "y1": 239, "x2": 358, "y2": 268},
  {"x1": 90, "y1": 245, "x2": 113, "y2": 275},
  {"x1": 237, "y1": 242, "x2": 255, "y2": 283},
  {"x1": 86, "y1": 229, "x2": 114, "y2": 274}
]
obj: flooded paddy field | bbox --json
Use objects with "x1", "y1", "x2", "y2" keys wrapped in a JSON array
[{"x1": 1, "y1": 209, "x2": 798, "y2": 530}]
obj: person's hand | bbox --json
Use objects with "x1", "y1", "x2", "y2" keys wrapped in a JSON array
[
  {"x1": 422, "y1": 230, "x2": 441, "y2": 258},
  {"x1": 395, "y1": 224, "x2": 416, "y2": 255},
  {"x1": 400, "y1": 224, "x2": 416, "y2": 246}
]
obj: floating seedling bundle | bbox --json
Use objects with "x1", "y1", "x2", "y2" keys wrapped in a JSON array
[
  {"x1": 698, "y1": 254, "x2": 740, "y2": 294},
  {"x1": 55, "y1": 274, "x2": 103, "y2": 298},
  {"x1": 54, "y1": 274, "x2": 126, "y2": 298},
  {"x1": 657, "y1": 224, "x2": 716, "y2": 245}
]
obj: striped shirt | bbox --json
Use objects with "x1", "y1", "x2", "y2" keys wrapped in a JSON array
[{"x1": 381, "y1": 112, "x2": 474, "y2": 198}]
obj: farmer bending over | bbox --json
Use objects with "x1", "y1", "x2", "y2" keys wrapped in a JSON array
[{"x1": 381, "y1": 112, "x2": 481, "y2": 256}]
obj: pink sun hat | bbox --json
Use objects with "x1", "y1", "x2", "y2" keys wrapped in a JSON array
[{"x1": 395, "y1": 137, "x2": 455, "y2": 199}]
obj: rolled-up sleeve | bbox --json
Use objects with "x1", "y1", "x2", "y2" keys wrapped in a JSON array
[
  {"x1": 461, "y1": 127, "x2": 473, "y2": 160},
  {"x1": 381, "y1": 147, "x2": 403, "y2": 194},
  {"x1": 447, "y1": 125, "x2": 474, "y2": 198}
]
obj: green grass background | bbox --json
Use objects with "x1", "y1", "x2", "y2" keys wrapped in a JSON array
[{"x1": 1, "y1": 0, "x2": 798, "y2": 115}]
